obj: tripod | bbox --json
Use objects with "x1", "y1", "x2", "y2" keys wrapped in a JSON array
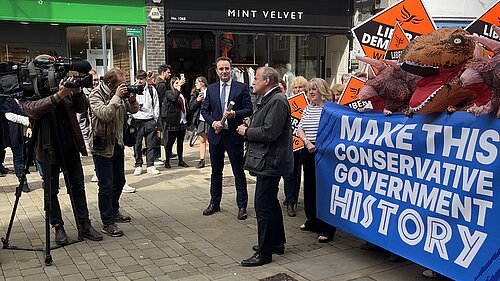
[{"x1": 1, "y1": 110, "x2": 84, "y2": 265}]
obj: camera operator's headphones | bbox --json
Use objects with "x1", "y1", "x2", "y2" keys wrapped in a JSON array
[{"x1": 28, "y1": 54, "x2": 59, "y2": 98}]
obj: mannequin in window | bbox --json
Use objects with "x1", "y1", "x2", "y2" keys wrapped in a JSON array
[{"x1": 283, "y1": 63, "x2": 295, "y2": 97}]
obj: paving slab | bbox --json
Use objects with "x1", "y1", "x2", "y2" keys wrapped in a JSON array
[{"x1": 0, "y1": 146, "x2": 430, "y2": 280}]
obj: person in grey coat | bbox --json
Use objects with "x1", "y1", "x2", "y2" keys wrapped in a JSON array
[{"x1": 237, "y1": 66, "x2": 293, "y2": 267}]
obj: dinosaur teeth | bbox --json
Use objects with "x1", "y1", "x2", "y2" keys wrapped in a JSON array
[
  {"x1": 409, "y1": 85, "x2": 444, "y2": 112},
  {"x1": 403, "y1": 61, "x2": 439, "y2": 69}
]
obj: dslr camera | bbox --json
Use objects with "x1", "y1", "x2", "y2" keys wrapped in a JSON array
[
  {"x1": 123, "y1": 84, "x2": 144, "y2": 98},
  {"x1": 0, "y1": 54, "x2": 93, "y2": 99}
]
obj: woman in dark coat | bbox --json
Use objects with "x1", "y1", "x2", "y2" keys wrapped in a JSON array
[
  {"x1": 189, "y1": 76, "x2": 209, "y2": 168},
  {"x1": 161, "y1": 76, "x2": 190, "y2": 168}
]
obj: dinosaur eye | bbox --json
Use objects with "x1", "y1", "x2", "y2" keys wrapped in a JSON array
[{"x1": 448, "y1": 35, "x2": 466, "y2": 46}]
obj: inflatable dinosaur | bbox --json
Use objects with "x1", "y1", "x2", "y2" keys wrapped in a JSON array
[
  {"x1": 399, "y1": 27, "x2": 478, "y2": 114},
  {"x1": 356, "y1": 56, "x2": 420, "y2": 115},
  {"x1": 460, "y1": 25, "x2": 500, "y2": 117}
]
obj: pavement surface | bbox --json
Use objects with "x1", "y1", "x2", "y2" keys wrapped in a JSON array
[{"x1": 0, "y1": 144, "x2": 444, "y2": 281}]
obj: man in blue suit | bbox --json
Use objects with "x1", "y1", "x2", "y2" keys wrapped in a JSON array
[{"x1": 201, "y1": 56, "x2": 253, "y2": 220}]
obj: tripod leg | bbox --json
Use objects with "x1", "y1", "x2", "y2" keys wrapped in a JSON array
[
  {"x1": 2, "y1": 119, "x2": 40, "y2": 249},
  {"x1": 41, "y1": 117, "x2": 53, "y2": 265}
]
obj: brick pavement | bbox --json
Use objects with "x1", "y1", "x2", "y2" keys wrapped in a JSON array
[{"x1": 0, "y1": 145, "x2": 437, "y2": 281}]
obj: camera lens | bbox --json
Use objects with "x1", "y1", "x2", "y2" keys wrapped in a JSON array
[{"x1": 126, "y1": 84, "x2": 144, "y2": 94}]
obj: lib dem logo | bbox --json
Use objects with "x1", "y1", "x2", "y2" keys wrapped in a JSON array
[{"x1": 397, "y1": 5, "x2": 423, "y2": 26}]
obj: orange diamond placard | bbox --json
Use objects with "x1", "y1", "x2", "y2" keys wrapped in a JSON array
[
  {"x1": 384, "y1": 22, "x2": 410, "y2": 60},
  {"x1": 352, "y1": 0, "x2": 435, "y2": 60},
  {"x1": 288, "y1": 93, "x2": 309, "y2": 151},
  {"x1": 338, "y1": 76, "x2": 369, "y2": 110}
]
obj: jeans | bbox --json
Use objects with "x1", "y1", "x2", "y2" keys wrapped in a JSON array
[
  {"x1": 39, "y1": 149, "x2": 90, "y2": 226},
  {"x1": 93, "y1": 145, "x2": 126, "y2": 225},
  {"x1": 132, "y1": 119, "x2": 157, "y2": 167}
]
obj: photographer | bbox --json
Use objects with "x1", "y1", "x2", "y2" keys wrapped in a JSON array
[
  {"x1": 131, "y1": 70, "x2": 160, "y2": 176},
  {"x1": 22, "y1": 78, "x2": 103, "y2": 245},
  {"x1": 89, "y1": 68, "x2": 140, "y2": 237}
]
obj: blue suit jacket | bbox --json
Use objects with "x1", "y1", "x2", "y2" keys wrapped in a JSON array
[{"x1": 201, "y1": 80, "x2": 253, "y2": 145}]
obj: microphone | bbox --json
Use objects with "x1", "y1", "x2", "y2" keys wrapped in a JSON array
[{"x1": 220, "y1": 101, "x2": 235, "y2": 124}]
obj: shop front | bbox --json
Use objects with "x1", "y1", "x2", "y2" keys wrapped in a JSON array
[
  {"x1": 0, "y1": 0, "x2": 146, "y2": 80},
  {"x1": 163, "y1": 0, "x2": 354, "y2": 87}
]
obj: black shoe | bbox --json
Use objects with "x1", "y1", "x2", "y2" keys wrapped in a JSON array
[
  {"x1": 252, "y1": 245, "x2": 285, "y2": 255},
  {"x1": 101, "y1": 224, "x2": 123, "y2": 237},
  {"x1": 196, "y1": 159, "x2": 205, "y2": 169},
  {"x1": 54, "y1": 224, "x2": 69, "y2": 245},
  {"x1": 237, "y1": 208, "x2": 247, "y2": 220},
  {"x1": 170, "y1": 153, "x2": 177, "y2": 159},
  {"x1": 80, "y1": 221, "x2": 103, "y2": 241},
  {"x1": 178, "y1": 161, "x2": 189, "y2": 167},
  {"x1": 202, "y1": 204, "x2": 220, "y2": 216},
  {"x1": 287, "y1": 203, "x2": 296, "y2": 217},
  {"x1": 114, "y1": 212, "x2": 131, "y2": 223},
  {"x1": 164, "y1": 162, "x2": 171, "y2": 169},
  {"x1": 22, "y1": 182, "x2": 31, "y2": 193},
  {"x1": 241, "y1": 253, "x2": 272, "y2": 267}
]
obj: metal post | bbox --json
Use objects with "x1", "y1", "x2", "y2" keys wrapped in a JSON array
[
  {"x1": 101, "y1": 25, "x2": 108, "y2": 73},
  {"x1": 316, "y1": 34, "x2": 322, "y2": 78}
]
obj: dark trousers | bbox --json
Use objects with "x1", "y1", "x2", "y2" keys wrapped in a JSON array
[
  {"x1": 132, "y1": 119, "x2": 157, "y2": 167},
  {"x1": 40, "y1": 149, "x2": 90, "y2": 226},
  {"x1": 283, "y1": 150, "x2": 302, "y2": 204},
  {"x1": 209, "y1": 135, "x2": 248, "y2": 208},
  {"x1": 11, "y1": 144, "x2": 24, "y2": 181},
  {"x1": 0, "y1": 147, "x2": 5, "y2": 165},
  {"x1": 93, "y1": 145, "x2": 126, "y2": 225},
  {"x1": 164, "y1": 129, "x2": 186, "y2": 164},
  {"x1": 302, "y1": 148, "x2": 337, "y2": 238},
  {"x1": 255, "y1": 175, "x2": 286, "y2": 255}
]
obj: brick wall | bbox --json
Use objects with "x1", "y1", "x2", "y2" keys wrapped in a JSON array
[{"x1": 146, "y1": 0, "x2": 165, "y2": 73}]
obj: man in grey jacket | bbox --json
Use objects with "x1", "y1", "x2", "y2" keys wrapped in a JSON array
[{"x1": 237, "y1": 66, "x2": 293, "y2": 266}]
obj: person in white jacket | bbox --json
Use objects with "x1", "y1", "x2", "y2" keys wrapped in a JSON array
[{"x1": 0, "y1": 97, "x2": 31, "y2": 192}]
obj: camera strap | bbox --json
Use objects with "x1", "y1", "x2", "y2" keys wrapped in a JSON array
[
  {"x1": 47, "y1": 66, "x2": 58, "y2": 94},
  {"x1": 27, "y1": 61, "x2": 41, "y2": 98}
]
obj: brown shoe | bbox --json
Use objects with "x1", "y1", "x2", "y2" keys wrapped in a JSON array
[
  {"x1": 203, "y1": 204, "x2": 220, "y2": 216},
  {"x1": 237, "y1": 208, "x2": 247, "y2": 220},
  {"x1": 287, "y1": 203, "x2": 296, "y2": 217}
]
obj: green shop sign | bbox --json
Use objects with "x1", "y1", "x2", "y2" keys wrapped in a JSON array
[{"x1": 0, "y1": 0, "x2": 146, "y2": 26}]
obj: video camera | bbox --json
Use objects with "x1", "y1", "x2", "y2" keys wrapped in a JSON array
[{"x1": 0, "y1": 54, "x2": 93, "y2": 99}]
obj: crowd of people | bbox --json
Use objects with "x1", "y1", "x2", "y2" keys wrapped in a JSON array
[{"x1": 0, "y1": 56, "x2": 419, "y2": 272}]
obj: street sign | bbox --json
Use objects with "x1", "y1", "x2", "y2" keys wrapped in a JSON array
[{"x1": 126, "y1": 27, "x2": 142, "y2": 39}]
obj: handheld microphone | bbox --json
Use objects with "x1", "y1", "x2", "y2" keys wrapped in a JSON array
[{"x1": 220, "y1": 101, "x2": 235, "y2": 124}]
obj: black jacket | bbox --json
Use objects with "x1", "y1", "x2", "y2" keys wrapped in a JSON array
[
  {"x1": 244, "y1": 87, "x2": 293, "y2": 177},
  {"x1": 161, "y1": 89, "x2": 191, "y2": 125}
]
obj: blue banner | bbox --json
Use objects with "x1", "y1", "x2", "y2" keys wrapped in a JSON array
[{"x1": 316, "y1": 103, "x2": 500, "y2": 281}]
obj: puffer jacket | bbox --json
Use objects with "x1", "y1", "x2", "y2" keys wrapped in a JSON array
[{"x1": 89, "y1": 83, "x2": 139, "y2": 157}]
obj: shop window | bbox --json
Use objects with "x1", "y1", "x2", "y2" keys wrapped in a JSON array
[{"x1": 67, "y1": 26, "x2": 145, "y2": 80}]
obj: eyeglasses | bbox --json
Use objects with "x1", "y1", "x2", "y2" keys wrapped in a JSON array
[{"x1": 293, "y1": 86, "x2": 304, "y2": 89}]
